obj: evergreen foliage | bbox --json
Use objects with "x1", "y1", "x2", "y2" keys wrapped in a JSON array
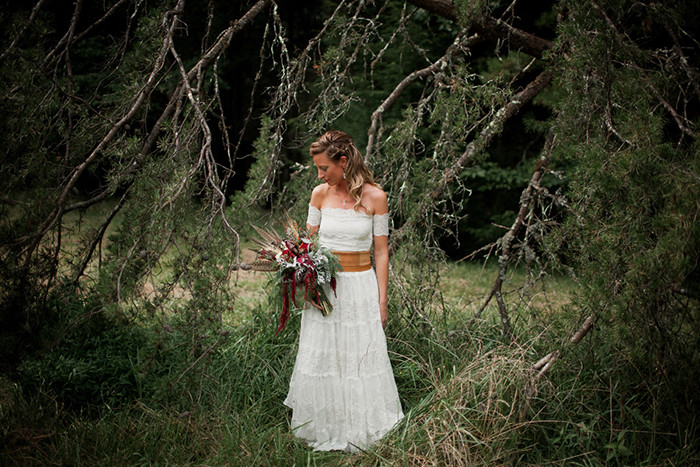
[
  {"x1": 1, "y1": 0, "x2": 699, "y2": 464},
  {"x1": 552, "y1": 0, "x2": 700, "y2": 421}
]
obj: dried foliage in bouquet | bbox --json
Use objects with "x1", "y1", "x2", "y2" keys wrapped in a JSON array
[{"x1": 249, "y1": 213, "x2": 341, "y2": 334}]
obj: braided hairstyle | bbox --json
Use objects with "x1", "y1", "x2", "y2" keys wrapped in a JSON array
[{"x1": 309, "y1": 130, "x2": 378, "y2": 213}]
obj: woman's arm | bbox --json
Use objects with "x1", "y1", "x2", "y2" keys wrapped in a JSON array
[
  {"x1": 374, "y1": 234, "x2": 389, "y2": 328},
  {"x1": 371, "y1": 186, "x2": 390, "y2": 328}
]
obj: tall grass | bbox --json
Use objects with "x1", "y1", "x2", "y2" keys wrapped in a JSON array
[{"x1": 2, "y1": 257, "x2": 698, "y2": 465}]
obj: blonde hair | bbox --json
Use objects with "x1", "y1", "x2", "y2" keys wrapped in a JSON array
[{"x1": 310, "y1": 130, "x2": 377, "y2": 213}]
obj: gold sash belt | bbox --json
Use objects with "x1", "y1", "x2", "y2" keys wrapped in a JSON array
[{"x1": 333, "y1": 250, "x2": 371, "y2": 272}]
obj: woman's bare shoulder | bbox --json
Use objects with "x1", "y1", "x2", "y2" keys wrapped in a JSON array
[
  {"x1": 363, "y1": 184, "x2": 387, "y2": 213},
  {"x1": 363, "y1": 183, "x2": 386, "y2": 199},
  {"x1": 310, "y1": 183, "x2": 329, "y2": 207}
]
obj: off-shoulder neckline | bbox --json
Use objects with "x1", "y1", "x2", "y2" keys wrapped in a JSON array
[{"x1": 309, "y1": 205, "x2": 388, "y2": 217}]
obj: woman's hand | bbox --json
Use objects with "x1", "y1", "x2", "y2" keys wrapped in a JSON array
[{"x1": 379, "y1": 298, "x2": 388, "y2": 328}]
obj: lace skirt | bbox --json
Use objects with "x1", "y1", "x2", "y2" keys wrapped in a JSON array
[{"x1": 283, "y1": 268, "x2": 404, "y2": 452}]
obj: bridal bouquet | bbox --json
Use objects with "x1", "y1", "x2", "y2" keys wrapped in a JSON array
[{"x1": 250, "y1": 214, "x2": 340, "y2": 334}]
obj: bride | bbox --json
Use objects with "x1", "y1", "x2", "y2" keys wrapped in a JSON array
[{"x1": 283, "y1": 130, "x2": 404, "y2": 452}]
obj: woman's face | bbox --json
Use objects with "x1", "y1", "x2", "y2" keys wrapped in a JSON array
[{"x1": 313, "y1": 152, "x2": 346, "y2": 186}]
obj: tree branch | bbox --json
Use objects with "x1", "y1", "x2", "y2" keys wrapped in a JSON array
[
  {"x1": 0, "y1": 0, "x2": 50, "y2": 63},
  {"x1": 473, "y1": 131, "x2": 554, "y2": 339},
  {"x1": 72, "y1": 0, "x2": 131, "y2": 46},
  {"x1": 366, "y1": 33, "x2": 479, "y2": 160},
  {"x1": 19, "y1": 0, "x2": 273, "y2": 261},
  {"x1": 390, "y1": 265, "x2": 439, "y2": 338},
  {"x1": 42, "y1": 0, "x2": 131, "y2": 69},
  {"x1": 520, "y1": 314, "x2": 595, "y2": 420},
  {"x1": 434, "y1": 69, "x2": 553, "y2": 200},
  {"x1": 662, "y1": 17, "x2": 700, "y2": 102},
  {"x1": 406, "y1": 0, "x2": 552, "y2": 57},
  {"x1": 190, "y1": 0, "x2": 273, "y2": 77},
  {"x1": 72, "y1": 189, "x2": 130, "y2": 284},
  {"x1": 647, "y1": 76, "x2": 696, "y2": 139},
  {"x1": 592, "y1": 1, "x2": 696, "y2": 142},
  {"x1": 16, "y1": 0, "x2": 187, "y2": 263}
]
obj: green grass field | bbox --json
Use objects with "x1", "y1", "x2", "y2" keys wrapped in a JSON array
[{"x1": 1, "y1": 205, "x2": 697, "y2": 466}]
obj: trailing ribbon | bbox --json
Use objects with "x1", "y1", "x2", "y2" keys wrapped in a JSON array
[{"x1": 277, "y1": 281, "x2": 290, "y2": 335}]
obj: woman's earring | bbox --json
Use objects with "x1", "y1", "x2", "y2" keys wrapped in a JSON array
[{"x1": 343, "y1": 171, "x2": 346, "y2": 179}]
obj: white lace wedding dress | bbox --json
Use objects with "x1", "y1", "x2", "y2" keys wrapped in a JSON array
[{"x1": 283, "y1": 206, "x2": 404, "y2": 452}]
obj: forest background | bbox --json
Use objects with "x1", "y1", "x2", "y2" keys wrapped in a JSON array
[{"x1": 1, "y1": 0, "x2": 699, "y2": 465}]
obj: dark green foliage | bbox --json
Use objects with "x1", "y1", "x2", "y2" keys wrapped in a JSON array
[
  {"x1": 2, "y1": 0, "x2": 700, "y2": 464},
  {"x1": 17, "y1": 307, "x2": 150, "y2": 411},
  {"x1": 454, "y1": 0, "x2": 490, "y2": 27},
  {"x1": 553, "y1": 0, "x2": 700, "y2": 426}
]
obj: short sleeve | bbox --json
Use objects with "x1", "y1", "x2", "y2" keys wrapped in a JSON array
[
  {"x1": 373, "y1": 213, "x2": 389, "y2": 236},
  {"x1": 307, "y1": 205, "x2": 321, "y2": 227}
]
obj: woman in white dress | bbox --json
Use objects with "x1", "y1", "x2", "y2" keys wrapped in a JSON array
[{"x1": 283, "y1": 130, "x2": 404, "y2": 452}]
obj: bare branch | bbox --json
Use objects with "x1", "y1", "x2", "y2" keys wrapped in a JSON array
[
  {"x1": 662, "y1": 18, "x2": 700, "y2": 102},
  {"x1": 473, "y1": 131, "x2": 555, "y2": 338},
  {"x1": 520, "y1": 314, "x2": 595, "y2": 420},
  {"x1": 62, "y1": 0, "x2": 84, "y2": 163},
  {"x1": 72, "y1": 0, "x2": 132, "y2": 45},
  {"x1": 647, "y1": 78, "x2": 696, "y2": 139},
  {"x1": 494, "y1": 287, "x2": 513, "y2": 339},
  {"x1": 390, "y1": 265, "x2": 439, "y2": 338},
  {"x1": 0, "y1": 196, "x2": 30, "y2": 207},
  {"x1": 366, "y1": 32, "x2": 479, "y2": 160},
  {"x1": 406, "y1": 0, "x2": 552, "y2": 57},
  {"x1": 406, "y1": 0, "x2": 456, "y2": 22},
  {"x1": 232, "y1": 19, "x2": 270, "y2": 163},
  {"x1": 370, "y1": 2, "x2": 415, "y2": 72},
  {"x1": 65, "y1": 186, "x2": 117, "y2": 213},
  {"x1": 42, "y1": 0, "x2": 85, "y2": 69},
  {"x1": 0, "y1": 0, "x2": 50, "y2": 63},
  {"x1": 435, "y1": 69, "x2": 553, "y2": 199},
  {"x1": 570, "y1": 315, "x2": 595, "y2": 344},
  {"x1": 191, "y1": 0, "x2": 273, "y2": 75},
  {"x1": 42, "y1": 0, "x2": 136, "y2": 70},
  {"x1": 72, "y1": 190, "x2": 130, "y2": 284},
  {"x1": 17, "y1": 0, "x2": 186, "y2": 262}
]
